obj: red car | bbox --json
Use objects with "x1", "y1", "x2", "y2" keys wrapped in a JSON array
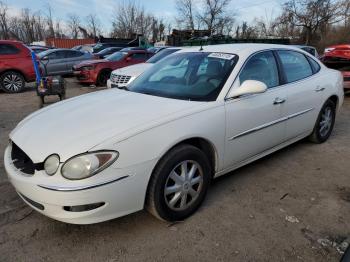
[
  {"x1": 0, "y1": 40, "x2": 36, "y2": 93},
  {"x1": 73, "y1": 50, "x2": 153, "y2": 86},
  {"x1": 322, "y1": 44, "x2": 350, "y2": 92}
]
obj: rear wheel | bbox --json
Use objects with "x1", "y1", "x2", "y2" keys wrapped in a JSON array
[
  {"x1": 96, "y1": 70, "x2": 111, "y2": 86},
  {"x1": 0, "y1": 71, "x2": 25, "y2": 93},
  {"x1": 309, "y1": 99, "x2": 336, "y2": 143},
  {"x1": 146, "y1": 144, "x2": 211, "y2": 221}
]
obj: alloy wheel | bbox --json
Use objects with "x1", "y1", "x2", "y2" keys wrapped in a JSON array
[
  {"x1": 2, "y1": 73, "x2": 23, "y2": 92},
  {"x1": 319, "y1": 106, "x2": 333, "y2": 138}
]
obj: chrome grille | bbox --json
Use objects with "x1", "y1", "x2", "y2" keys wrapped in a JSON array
[{"x1": 111, "y1": 74, "x2": 132, "y2": 85}]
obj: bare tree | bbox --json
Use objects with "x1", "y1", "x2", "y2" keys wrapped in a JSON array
[
  {"x1": 280, "y1": 0, "x2": 344, "y2": 45},
  {"x1": 198, "y1": 0, "x2": 235, "y2": 35},
  {"x1": 86, "y1": 14, "x2": 101, "y2": 38},
  {"x1": 67, "y1": 13, "x2": 80, "y2": 39},
  {"x1": 0, "y1": 1, "x2": 10, "y2": 39},
  {"x1": 45, "y1": 4, "x2": 55, "y2": 38},
  {"x1": 175, "y1": 0, "x2": 196, "y2": 31},
  {"x1": 111, "y1": 1, "x2": 154, "y2": 39}
]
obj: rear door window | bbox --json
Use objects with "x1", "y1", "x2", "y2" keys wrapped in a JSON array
[
  {"x1": 130, "y1": 53, "x2": 148, "y2": 60},
  {"x1": 64, "y1": 50, "x2": 83, "y2": 58},
  {"x1": 48, "y1": 51, "x2": 66, "y2": 60},
  {"x1": 277, "y1": 50, "x2": 313, "y2": 83},
  {"x1": 0, "y1": 44, "x2": 20, "y2": 55},
  {"x1": 307, "y1": 57, "x2": 321, "y2": 73}
]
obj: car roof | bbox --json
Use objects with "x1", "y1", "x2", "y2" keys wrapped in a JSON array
[
  {"x1": 0, "y1": 40, "x2": 25, "y2": 46},
  {"x1": 177, "y1": 43, "x2": 305, "y2": 55}
]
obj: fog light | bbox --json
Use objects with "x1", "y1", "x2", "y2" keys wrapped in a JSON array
[
  {"x1": 44, "y1": 154, "x2": 60, "y2": 176},
  {"x1": 63, "y1": 202, "x2": 105, "y2": 212}
]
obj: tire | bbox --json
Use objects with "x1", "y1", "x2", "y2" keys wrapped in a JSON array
[
  {"x1": 0, "y1": 71, "x2": 25, "y2": 93},
  {"x1": 308, "y1": 99, "x2": 336, "y2": 143},
  {"x1": 38, "y1": 96, "x2": 44, "y2": 108},
  {"x1": 96, "y1": 70, "x2": 111, "y2": 87},
  {"x1": 146, "y1": 144, "x2": 211, "y2": 221}
]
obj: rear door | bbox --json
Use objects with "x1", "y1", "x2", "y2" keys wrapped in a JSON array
[
  {"x1": 63, "y1": 50, "x2": 86, "y2": 73},
  {"x1": 276, "y1": 50, "x2": 325, "y2": 140}
]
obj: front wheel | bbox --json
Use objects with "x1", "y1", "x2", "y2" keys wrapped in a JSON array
[
  {"x1": 309, "y1": 99, "x2": 336, "y2": 143},
  {"x1": 146, "y1": 144, "x2": 211, "y2": 221},
  {"x1": 96, "y1": 70, "x2": 111, "y2": 87},
  {"x1": 0, "y1": 71, "x2": 25, "y2": 93}
]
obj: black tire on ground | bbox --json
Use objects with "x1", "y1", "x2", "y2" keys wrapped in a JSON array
[
  {"x1": 0, "y1": 71, "x2": 25, "y2": 93},
  {"x1": 96, "y1": 70, "x2": 111, "y2": 86},
  {"x1": 38, "y1": 96, "x2": 44, "y2": 108},
  {"x1": 146, "y1": 144, "x2": 211, "y2": 221},
  {"x1": 308, "y1": 99, "x2": 336, "y2": 143},
  {"x1": 59, "y1": 93, "x2": 66, "y2": 100}
]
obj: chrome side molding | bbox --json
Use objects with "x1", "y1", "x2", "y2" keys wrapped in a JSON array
[
  {"x1": 229, "y1": 108, "x2": 314, "y2": 140},
  {"x1": 38, "y1": 175, "x2": 130, "y2": 192}
]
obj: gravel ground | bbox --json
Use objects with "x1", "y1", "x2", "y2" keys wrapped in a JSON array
[{"x1": 0, "y1": 79, "x2": 349, "y2": 262}]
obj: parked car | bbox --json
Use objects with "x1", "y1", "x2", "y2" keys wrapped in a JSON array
[
  {"x1": 37, "y1": 49, "x2": 94, "y2": 75},
  {"x1": 4, "y1": 44, "x2": 344, "y2": 224},
  {"x1": 119, "y1": 47, "x2": 147, "y2": 52},
  {"x1": 0, "y1": 40, "x2": 36, "y2": 93},
  {"x1": 321, "y1": 44, "x2": 350, "y2": 92},
  {"x1": 322, "y1": 44, "x2": 350, "y2": 63},
  {"x1": 28, "y1": 45, "x2": 50, "y2": 54},
  {"x1": 95, "y1": 47, "x2": 123, "y2": 59},
  {"x1": 92, "y1": 43, "x2": 125, "y2": 53},
  {"x1": 107, "y1": 47, "x2": 182, "y2": 88},
  {"x1": 293, "y1": 45, "x2": 319, "y2": 58},
  {"x1": 147, "y1": 46, "x2": 169, "y2": 54},
  {"x1": 73, "y1": 50, "x2": 153, "y2": 86},
  {"x1": 72, "y1": 44, "x2": 95, "y2": 53}
]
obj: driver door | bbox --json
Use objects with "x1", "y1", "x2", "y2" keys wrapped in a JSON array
[{"x1": 224, "y1": 51, "x2": 288, "y2": 168}]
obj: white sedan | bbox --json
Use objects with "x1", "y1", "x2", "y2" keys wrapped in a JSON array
[{"x1": 4, "y1": 44, "x2": 344, "y2": 224}]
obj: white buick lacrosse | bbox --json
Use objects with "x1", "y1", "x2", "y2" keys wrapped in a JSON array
[{"x1": 4, "y1": 44, "x2": 344, "y2": 224}]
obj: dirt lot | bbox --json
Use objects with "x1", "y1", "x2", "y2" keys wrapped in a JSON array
[{"x1": 0, "y1": 79, "x2": 349, "y2": 262}]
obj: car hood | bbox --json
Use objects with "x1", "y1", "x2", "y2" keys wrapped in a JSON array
[
  {"x1": 75, "y1": 59, "x2": 108, "y2": 68},
  {"x1": 112, "y1": 63, "x2": 153, "y2": 77},
  {"x1": 10, "y1": 89, "x2": 200, "y2": 163}
]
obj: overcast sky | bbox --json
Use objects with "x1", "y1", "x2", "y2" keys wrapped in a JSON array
[{"x1": 6, "y1": 0, "x2": 285, "y2": 33}]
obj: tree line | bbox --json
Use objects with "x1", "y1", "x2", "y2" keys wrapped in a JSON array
[{"x1": 0, "y1": 0, "x2": 349, "y2": 51}]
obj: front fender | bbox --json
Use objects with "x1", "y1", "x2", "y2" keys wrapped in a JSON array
[{"x1": 92, "y1": 104, "x2": 226, "y2": 172}]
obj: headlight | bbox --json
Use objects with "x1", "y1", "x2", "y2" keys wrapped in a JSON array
[
  {"x1": 324, "y1": 48, "x2": 335, "y2": 53},
  {"x1": 81, "y1": 65, "x2": 94, "y2": 71},
  {"x1": 61, "y1": 151, "x2": 118, "y2": 180},
  {"x1": 44, "y1": 154, "x2": 60, "y2": 176}
]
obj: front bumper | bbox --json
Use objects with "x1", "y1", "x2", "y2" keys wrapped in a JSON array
[
  {"x1": 4, "y1": 145, "x2": 156, "y2": 224},
  {"x1": 73, "y1": 70, "x2": 95, "y2": 84}
]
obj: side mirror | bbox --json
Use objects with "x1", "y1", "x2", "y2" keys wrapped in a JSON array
[
  {"x1": 41, "y1": 56, "x2": 49, "y2": 61},
  {"x1": 228, "y1": 80, "x2": 267, "y2": 98},
  {"x1": 125, "y1": 57, "x2": 131, "y2": 62}
]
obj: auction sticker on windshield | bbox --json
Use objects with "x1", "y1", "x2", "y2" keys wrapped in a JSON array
[{"x1": 208, "y1": 53, "x2": 235, "y2": 60}]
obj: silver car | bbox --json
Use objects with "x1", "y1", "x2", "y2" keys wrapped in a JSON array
[{"x1": 37, "y1": 49, "x2": 94, "y2": 75}]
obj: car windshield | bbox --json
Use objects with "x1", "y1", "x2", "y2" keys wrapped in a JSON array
[
  {"x1": 106, "y1": 51, "x2": 127, "y2": 61},
  {"x1": 128, "y1": 52, "x2": 237, "y2": 101},
  {"x1": 147, "y1": 48, "x2": 180, "y2": 64}
]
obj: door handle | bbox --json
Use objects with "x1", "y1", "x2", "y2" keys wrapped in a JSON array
[
  {"x1": 273, "y1": 97, "x2": 286, "y2": 105},
  {"x1": 315, "y1": 86, "x2": 325, "y2": 92}
]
